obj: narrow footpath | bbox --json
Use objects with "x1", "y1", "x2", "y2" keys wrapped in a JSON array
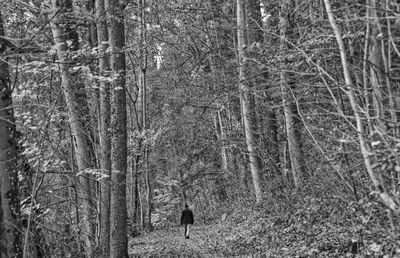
[{"x1": 128, "y1": 224, "x2": 231, "y2": 257}]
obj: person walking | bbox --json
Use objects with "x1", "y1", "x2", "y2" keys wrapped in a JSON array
[{"x1": 180, "y1": 203, "x2": 194, "y2": 239}]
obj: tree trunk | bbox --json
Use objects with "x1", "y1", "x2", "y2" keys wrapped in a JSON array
[
  {"x1": 127, "y1": 71, "x2": 140, "y2": 234},
  {"x1": 279, "y1": 0, "x2": 305, "y2": 188},
  {"x1": 249, "y1": 0, "x2": 280, "y2": 179},
  {"x1": 324, "y1": 0, "x2": 399, "y2": 213},
  {"x1": 137, "y1": 0, "x2": 152, "y2": 231},
  {"x1": 362, "y1": 3, "x2": 373, "y2": 133},
  {"x1": 144, "y1": 149, "x2": 152, "y2": 230},
  {"x1": 49, "y1": 0, "x2": 96, "y2": 256},
  {"x1": 0, "y1": 190, "x2": 7, "y2": 257},
  {"x1": 369, "y1": 0, "x2": 385, "y2": 123},
  {"x1": 0, "y1": 11, "x2": 22, "y2": 258},
  {"x1": 384, "y1": 0, "x2": 399, "y2": 135},
  {"x1": 264, "y1": 105, "x2": 280, "y2": 178},
  {"x1": 86, "y1": 0, "x2": 101, "y2": 171},
  {"x1": 237, "y1": 0, "x2": 263, "y2": 203},
  {"x1": 206, "y1": 31, "x2": 228, "y2": 201},
  {"x1": 105, "y1": 0, "x2": 129, "y2": 256},
  {"x1": 131, "y1": 155, "x2": 140, "y2": 235},
  {"x1": 246, "y1": 0, "x2": 264, "y2": 181},
  {"x1": 96, "y1": 0, "x2": 112, "y2": 255},
  {"x1": 217, "y1": 111, "x2": 229, "y2": 174},
  {"x1": 247, "y1": 0, "x2": 263, "y2": 44},
  {"x1": 212, "y1": 111, "x2": 228, "y2": 200}
]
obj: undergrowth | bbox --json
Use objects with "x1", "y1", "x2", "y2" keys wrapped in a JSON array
[
  {"x1": 129, "y1": 181, "x2": 400, "y2": 257},
  {"x1": 214, "y1": 182, "x2": 400, "y2": 257}
]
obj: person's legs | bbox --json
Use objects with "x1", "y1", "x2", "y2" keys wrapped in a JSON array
[
  {"x1": 184, "y1": 224, "x2": 188, "y2": 238},
  {"x1": 186, "y1": 224, "x2": 191, "y2": 238}
]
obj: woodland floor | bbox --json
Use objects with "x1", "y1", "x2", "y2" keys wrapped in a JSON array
[
  {"x1": 128, "y1": 193, "x2": 398, "y2": 257},
  {"x1": 127, "y1": 221, "x2": 353, "y2": 258},
  {"x1": 129, "y1": 224, "x2": 231, "y2": 257},
  {"x1": 127, "y1": 220, "x2": 349, "y2": 258}
]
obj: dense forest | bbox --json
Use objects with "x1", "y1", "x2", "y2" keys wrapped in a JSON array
[{"x1": 1, "y1": 0, "x2": 400, "y2": 257}]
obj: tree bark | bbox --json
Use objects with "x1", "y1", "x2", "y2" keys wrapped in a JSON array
[
  {"x1": 131, "y1": 155, "x2": 140, "y2": 235},
  {"x1": 127, "y1": 70, "x2": 140, "y2": 234},
  {"x1": 246, "y1": 0, "x2": 264, "y2": 180},
  {"x1": 0, "y1": 11, "x2": 22, "y2": 258},
  {"x1": 249, "y1": 0, "x2": 280, "y2": 178},
  {"x1": 0, "y1": 190, "x2": 7, "y2": 257},
  {"x1": 205, "y1": 30, "x2": 228, "y2": 201},
  {"x1": 279, "y1": 0, "x2": 305, "y2": 188},
  {"x1": 137, "y1": 0, "x2": 152, "y2": 231},
  {"x1": 362, "y1": 3, "x2": 373, "y2": 133},
  {"x1": 212, "y1": 111, "x2": 228, "y2": 200},
  {"x1": 369, "y1": 0, "x2": 385, "y2": 123},
  {"x1": 96, "y1": 0, "x2": 112, "y2": 255},
  {"x1": 264, "y1": 106, "x2": 279, "y2": 178},
  {"x1": 86, "y1": 0, "x2": 101, "y2": 171},
  {"x1": 105, "y1": 0, "x2": 129, "y2": 256},
  {"x1": 247, "y1": 0, "x2": 262, "y2": 44},
  {"x1": 384, "y1": 0, "x2": 399, "y2": 135},
  {"x1": 237, "y1": 0, "x2": 263, "y2": 203},
  {"x1": 50, "y1": 0, "x2": 96, "y2": 256}
]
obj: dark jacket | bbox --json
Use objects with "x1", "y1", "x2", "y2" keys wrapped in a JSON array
[{"x1": 181, "y1": 208, "x2": 194, "y2": 225}]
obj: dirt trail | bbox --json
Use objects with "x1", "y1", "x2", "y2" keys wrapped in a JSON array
[{"x1": 128, "y1": 224, "x2": 230, "y2": 257}]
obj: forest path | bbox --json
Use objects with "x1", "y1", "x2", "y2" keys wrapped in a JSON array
[{"x1": 128, "y1": 224, "x2": 229, "y2": 257}]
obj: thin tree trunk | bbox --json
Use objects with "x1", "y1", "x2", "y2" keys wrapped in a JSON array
[
  {"x1": 237, "y1": 0, "x2": 263, "y2": 203},
  {"x1": 87, "y1": 0, "x2": 97, "y2": 49},
  {"x1": 384, "y1": 0, "x2": 400, "y2": 137},
  {"x1": 236, "y1": 151, "x2": 249, "y2": 197},
  {"x1": 50, "y1": 0, "x2": 96, "y2": 256},
  {"x1": 247, "y1": 0, "x2": 262, "y2": 44},
  {"x1": 383, "y1": 0, "x2": 397, "y2": 130},
  {"x1": 96, "y1": 0, "x2": 112, "y2": 255},
  {"x1": 105, "y1": 0, "x2": 128, "y2": 256},
  {"x1": 139, "y1": 185, "x2": 144, "y2": 230},
  {"x1": 264, "y1": 105, "x2": 279, "y2": 178},
  {"x1": 0, "y1": 190, "x2": 7, "y2": 257},
  {"x1": 324, "y1": 0, "x2": 399, "y2": 212},
  {"x1": 86, "y1": 0, "x2": 100, "y2": 163},
  {"x1": 204, "y1": 28, "x2": 229, "y2": 200},
  {"x1": 279, "y1": 0, "x2": 304, "y2": 188},
  {"x1": 369, "y1": 0, "x2": 384, "y2": 123},
  {"x1": 144, "y1": 149, "x2": 152, "y2": 230},
  {"x1": 246, "y1": 0, "x2": 264, "y2": 181},
  {"x1": 132, "y1": 155, "x2": 140, "y2": 235},
  {"x1": 206, "y1": 30, "x2": 228, "y2": 200},
  {"x1": 254, "y1": 0, "x2": 280, "y2": 178},
  {"x1": 362, "y1": 3, "x2": 373, "y2": 133},
  {"x1": 214, "y1": 110, "x2": 229, "y2": 200},
  {"x1": 0, "y1": 11, "x2": 21, "y2": 258},
  {"x1": 217, "y1": 111, "x2": 229, "y2": 173},
  {"x1": 127, "y1": 70, "x2": 140, "y2": 234},
  {"x1": 137, "y1": 0, "x2": 152, "y2": 231}
]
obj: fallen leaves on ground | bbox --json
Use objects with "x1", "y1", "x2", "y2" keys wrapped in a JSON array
[
  {"x1": 129, "y1": 188, "x2": 400, "y2": 257},
  {"x1": 129, "y1": 224, "x2": 229, "y2": 257}
]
